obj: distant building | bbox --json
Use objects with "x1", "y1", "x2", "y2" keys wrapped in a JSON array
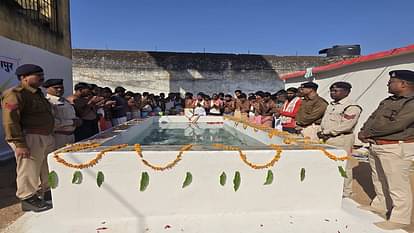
[
  {"x1": 0, "y1": 0, "x2": 73, "y2": 160},
  {"x1": 282, "y1": 44, "x2": 414, "y2": 144}
]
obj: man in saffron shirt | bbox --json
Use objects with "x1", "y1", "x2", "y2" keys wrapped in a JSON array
[{"x1": 280, "y1": 87, "x2": 302, "y2": 133}]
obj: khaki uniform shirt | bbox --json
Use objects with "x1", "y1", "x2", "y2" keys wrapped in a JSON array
[
  {"x1": 296, "y1": 95, "x2": 328, "y2": 127},
  {"x1": 361, "y1": 94, "x2": 414, "y2": 140},
  {"x1": 46, "y1": 94, "x2": 77, "y2": 132},
  {"x1": 1, "y1": 84, "x2": 54, "y2": 148},
  {"x1": 320, "y1": 96, "x2": 362, "y2": 136}
]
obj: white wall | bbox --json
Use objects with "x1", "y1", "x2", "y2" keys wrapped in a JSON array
[
  {"x1": 49, "y1": 116, "x2": 345, "y2": 219},
  {"x1": 73, "y1": 66, "x2": 284, "y2": 96},
  {"x1": 0, "y1": 36, "x2": 72, "y2": 160},
  {"x1": 285, "y1": 53, "x2": 414, "y2": 144}
]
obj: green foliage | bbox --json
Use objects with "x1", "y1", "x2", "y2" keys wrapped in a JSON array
[
  {"x1": 140, "y1": 172, "x2": 149, "y2": 192},
  {"x1": 97, "y1": 171, "x2": 104, "y2": 187},
  {"x1": 233, "y1": 171, "x2": 241, "y2": 192},
  {"x1": 264, "y1": 170, "x2": 274, "y2": 185},
  {"x1": 338, "y1": 166, "x2": 348, "y2": 178},
  {"x1": 300, "y1": 168, "x2": 306, "y2": 182},
  {"x1": 72, "y1": 171, "x2": 83, "y2": 184},
  {"x1": 220, "y1": 172, "x2": 227, "y2": 186},
  {"x1": 48, "y1": 171, "x2": 58, "y2": 189},
  {"x1": 182, "y1": 172, "x2": 193, "y2": 188}
]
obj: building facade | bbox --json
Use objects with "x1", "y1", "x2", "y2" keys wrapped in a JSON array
[{"x1": 282, "y1": 44, "x2": 414, "y2": 144}]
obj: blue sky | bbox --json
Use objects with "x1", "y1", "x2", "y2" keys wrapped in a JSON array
[{"x1": 70, "y1": 0, "x2": 414, "y2": 55}]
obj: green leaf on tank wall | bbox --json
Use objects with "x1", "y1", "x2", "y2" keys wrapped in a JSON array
[
  {"x1": 220, "y1": 172, "x2": 227, "y2": 186},
  {"x1": 300, "y1": 168, "x2": 306, "y2": 182},
  {"x1": 233, "y1": 171, "x2": 241, "y2": 192},
  {"x1": 182, "y1": 172, "x2": 193, "y2": 188},
  {"x1": 97, "y1": 171, "x2": 104, "y2": 187},
  {"x1": 264, "y1": 170, "x2": 274, "y2": 185},
  {"x1": 72, "y1": 171, "x2": 83, "y2": 184},
  {"x1": 140, "y1": 172, "x2": 149, "y2": 191},
  {"x1": 48, "y1": 171, "x2": 59, "y2": 189},
  {"x1": 338, "y1": 166, "x2": 348, "y2": 178}
]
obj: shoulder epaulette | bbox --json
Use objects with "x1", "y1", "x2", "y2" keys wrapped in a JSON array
[
  {"x1": 343, "y1": 104, "x2": 363, "y2": 113},
  {"x1": 11, "y1": 86, "x2": 24, "y2": 92}
]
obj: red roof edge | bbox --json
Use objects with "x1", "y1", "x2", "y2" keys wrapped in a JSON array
[{"x1": 281, "y1": 44, "x2": 414, "y2": 80}]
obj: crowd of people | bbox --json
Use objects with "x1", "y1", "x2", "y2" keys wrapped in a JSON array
[
  {"x1": 1, "y1": 64, "x2": 414, "y2": 231},
  {"x1": 49, "y1": 81, "x2": 305, "y2": 141},
  {"x1": 55, "y1": 82, "x2": 319, "y2": 138}
]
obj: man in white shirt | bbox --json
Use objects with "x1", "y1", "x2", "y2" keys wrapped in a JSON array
[
  {"x1": 43, "y1": 79, "x2": 81, "y2": 149},
  {"x1": 318, "y1": 82, "x2": 362, "y2": 198}
]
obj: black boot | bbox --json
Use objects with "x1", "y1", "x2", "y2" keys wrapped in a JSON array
[
  {"x1": 21, "y1": 195, "x2": 52, "y2": 212},
  {"x1": 42, "y1": 190, "x2": 52, "y2": 202}
]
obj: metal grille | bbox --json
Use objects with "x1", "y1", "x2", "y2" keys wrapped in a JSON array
[{"x1": 3, "y1": 0, "x2": 59, "y2": 33}]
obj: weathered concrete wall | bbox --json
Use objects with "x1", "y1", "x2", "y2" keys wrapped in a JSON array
[
  {"x1": 0, "y1": 0, "x2": 72, "y2": 58},
  {"x1": 73, "y1": 49, "x2": 329, "y2": 94}
]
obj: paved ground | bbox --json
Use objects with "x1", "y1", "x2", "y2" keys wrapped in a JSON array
[
  {"x1": 1, "y1": 158, "x2": 413, "y2": 232},
  {"x1": 0, "y1": 159, "x2": 23, "y2": 230}
]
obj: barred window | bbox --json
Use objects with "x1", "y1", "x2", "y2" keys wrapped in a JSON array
[{"x1": 3, "y1": 0, "x2": 59, "y2": 33}]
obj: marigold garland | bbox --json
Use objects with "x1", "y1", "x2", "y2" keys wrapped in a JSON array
[
  {"x1": 212, "y1": 143, "x2": 283, "y2": 169},
  {"x1": 302, "y1": 145, "x2": 348, "y2": 161},
  {"x1": 59, "y1": 142, "x2": 101, "y2": 153},
  {"x1": 224, "y1": 115, "x2": 296, "y2": 144},
  {"x1": 134, "y1": 144, "x2": 193, "y2": 171},
  {"x1": 53, "y1": 116, "x2": 346, "y2": 171},
  {"x1": 223, "y1": 116, "x2": 347, "y2": 161},
  {"x1": 53, "y1": 143, "x2": 128, "y2": 169}
]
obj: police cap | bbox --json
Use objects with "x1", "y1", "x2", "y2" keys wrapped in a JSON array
[
  {"x1": 300, "y1": 82, "x2": 318, "y2": 91},
  {"x1": 15, "y1": 64, "x2": 44, "y2": 77},
  {"x1": 330, "y1": 81, "x2": 352, "y2": 91},
  {"x1": 43, "y1": 79, "x2": 63, "y2": 88},
  {"x1": 389, "y1": 70, "x2": 414, "y2": 82}
]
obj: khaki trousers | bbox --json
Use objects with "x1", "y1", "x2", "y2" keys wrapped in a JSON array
[
  {"x1": 302, "y1": 124, "x2": 321, "y2": 142},
  {"x1": 54, "y1": 134, "x2": 75, "y2": 150},
  {"x1": 368, "y1": 142, "x2": 414, "y2": 224},
  {"x1": 326, "y1": 134, "x2": 356, "y2": 197},
  {"x1": 9, "y1": 134, "x2": 55, "y2": 200}
]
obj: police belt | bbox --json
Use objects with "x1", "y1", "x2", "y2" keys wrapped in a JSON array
[
  {"x1": 373, "y1": 139, "x2": 414, "y2": 145},
  {"x1": 297, "y1": 123, "x2": 321, "y2": 127},
  {"x1": 24, "y1": 128, "x2": 52, "y2": 135},
  {"x1": 323, "y1": 132, "x2": 353, "y2": 139}
]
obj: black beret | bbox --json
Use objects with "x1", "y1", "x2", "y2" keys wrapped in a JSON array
[
  {"x1": 389, "y1": 70, "x2": 414, "y2": 82},
  {"x1": 15, "y1": 64, "x2": 43, "y2": 77},
  {"x1": 330, "y1": 81, "x2": 352, "y2": 90},
  {"x1": 43, "y1": 79, "x2": 63, "y2": 88},
  {"x1": 300, "y1": 82, "x2": 318, "y2": 90}
]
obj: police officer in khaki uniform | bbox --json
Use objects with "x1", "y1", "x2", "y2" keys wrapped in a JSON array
[
  {"x1": 1, "y1": 64, "x2": 55, "y2": 212},
  {"x1": 295, "y1": 82, "x2": 328, "y2": 141},
  {"x1": 317, "y1": 82, "x2": 362, "y2": 198},
  {"x1": 44, "y1": 79, "x2": 81, "y2": 149},
  {"x1": 358, "y1": 70, "x2": 414, "y2": 230}
]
